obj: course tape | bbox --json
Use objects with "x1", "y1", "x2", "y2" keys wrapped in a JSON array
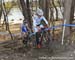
[
  {"x1": 29, "y1": 24, "x2": 75, "y2": 36},
  {"x1": 45, "y1": 24, "x2": 75, "y2": 30}
]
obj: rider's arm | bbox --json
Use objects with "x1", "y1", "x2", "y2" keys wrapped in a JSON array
[
  {"x1": 43, "y1": 17, "x2": 48, "y2": 25},
  {"x1": 41, "y1": 16, "x2": 49, "y2": 27}
]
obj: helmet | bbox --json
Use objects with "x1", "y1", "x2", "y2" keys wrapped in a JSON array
[
  {"x1": 23, "y1": 20, "x2": 28, "y2": 25},
  {"x1": 23, "y1": 20, "x2": 27, "y2": 23},
  {"x1": 36, "y1": 8, "x2": 44, "y2": 16}
]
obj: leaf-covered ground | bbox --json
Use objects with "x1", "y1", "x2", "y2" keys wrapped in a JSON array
[{"x1": 0, "y1": 40, "x2": 75, "y2": 60}]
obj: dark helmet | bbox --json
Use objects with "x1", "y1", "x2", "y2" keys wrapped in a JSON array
[{"x1": 23, "y1": 20, "x2": 27, "y2": 24}]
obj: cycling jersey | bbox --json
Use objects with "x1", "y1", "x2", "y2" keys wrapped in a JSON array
[
  {"x1": 33, "y1": 15, "x2": 48, "y2": 26},
  {"x1": 21, "y1": 24, "x2": 28, "y2": 32},
  {"x1": 32, "y1": 15, "x2": 48, "y2": 32}
]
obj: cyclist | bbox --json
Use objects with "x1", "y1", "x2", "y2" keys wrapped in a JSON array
[
  {"x1": 21, "y1": 20, "x2": 30, "y2": 47},
  {"x1": 32, "y1": 8, "x2": 49, "y2": 48}
]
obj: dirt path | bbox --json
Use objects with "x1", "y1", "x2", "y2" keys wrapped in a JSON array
[{"x1": 0, "y1": 43, "x2": 75, "y2": 60}]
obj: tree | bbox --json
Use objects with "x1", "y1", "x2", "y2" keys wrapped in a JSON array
[
  {"x1": 52, "y1": 0, "x2": 58, "y2": 21},
  {"x1": 39, "y1": 0, "x2": 49, "y2": 20},
  {"x1": 19, "y1": 0, "x2": 27, "y2": 19},
  {"x1": 2, "y1": 0, "x2": 13, "y2": 40},
  {"x1": 20, "y1": 0, "x2": 32, "y2": 31},
  {"x1": 70, "y1": 0, "x2": 75, "y2": 21},
  {"x1": 0, "y1": 0, "x2": 2, "y2": 20},
  {"x1": 70, "y1": 0, "x2": 75, "y2": 31},
  {"x1": 39, "y1": 0, "x2": 45, "y2": 14},
  {"x1": 63, "y1": 0, "x2": 73, "y2": 36},
  {"x1": 62, "y1": 0, "x2": 73, "y2": 45},
  {"x1": 26, "y1": 0, "x2": 32, "y2": 30},
  {"x1": 45, "y1": 0, "x2": 49, "y2": 20}
]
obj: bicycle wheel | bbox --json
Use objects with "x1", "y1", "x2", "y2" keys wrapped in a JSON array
[
  {"x1": 28, "y1": 33, "x2": 36, "y2": 48},
  {"x1": 40, "y1": 30, "x2": 51, "y2": 48}
]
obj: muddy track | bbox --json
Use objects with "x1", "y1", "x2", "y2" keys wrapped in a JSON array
[{"x1": 0, "y1": 38, "x2": 23, "y2": 51}]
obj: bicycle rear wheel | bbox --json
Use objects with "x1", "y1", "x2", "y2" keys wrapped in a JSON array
[{"x1": 41, "y1": 31, "x2": 51, "y2": 48}]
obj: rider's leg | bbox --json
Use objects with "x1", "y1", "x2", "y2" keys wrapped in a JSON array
[
  {"x1": 36, "y1": 32, "x2": 41, "y2": 48},
  {"x1": 22, "y1": 33, "x2": 28, "y2": 45},
  {"x1": 36, "y1": 32, "x2": 39, "y2": 45}
]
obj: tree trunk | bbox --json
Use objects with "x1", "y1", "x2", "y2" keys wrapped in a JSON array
[
  {"x1": 45, "y1": 0, "x2": 49, "y2": 20},
  {"x1": 0, "y1": 0, "x2": 2, "y2": 20},
  {"x1": 39, "y1": 0, "x2": 49, "y2": 20},
  {"x1": 39, "y1": 0, "x2": 45, "y2": 14},
  {"x1": 2, "y1": 0, "x2": 13, "y2": 40},
  {"x1": 20, "y1": 0, "x2": 32, "y2": 31},
  {"x1": 20, "y1": 0, "x2": 27, "y2": 19},
  {"x1": 26, "y1": 0, "x2": 32, "y2": 30},
  {"x1": 52, "y1": 0, "x2": 58, "y2": 21},
  {"x1": 70, "y1": 0, "x2": 75, "y2": 31},
  {"x1": 63, "y1": 0, "x2": 73, "y2": 36}
]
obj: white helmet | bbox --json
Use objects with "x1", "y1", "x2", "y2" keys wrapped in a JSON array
[{"x1": 36, "y1": 8, "x2": 44, "y2": 16}]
